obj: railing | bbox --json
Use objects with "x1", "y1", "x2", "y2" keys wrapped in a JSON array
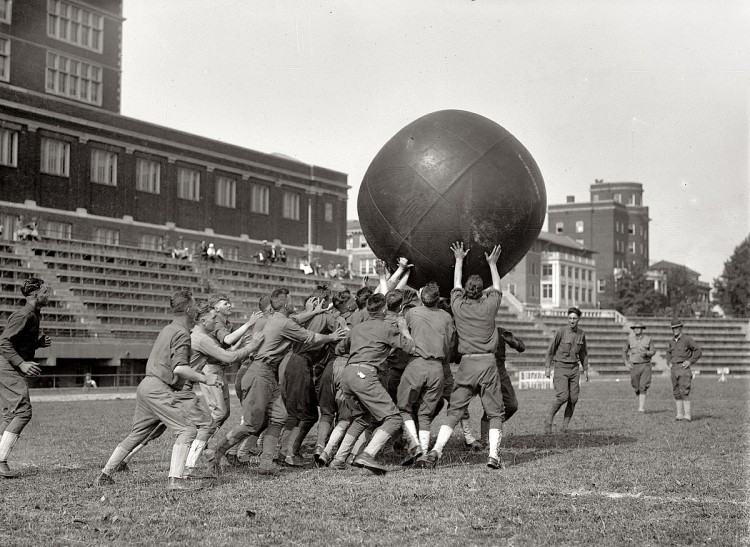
[
  {"x1": 28, "y1": 370, "x2": 242, "y2": 389},
  {"x1": 538, "y1": 308, "x2": 627, "y2": 323}
]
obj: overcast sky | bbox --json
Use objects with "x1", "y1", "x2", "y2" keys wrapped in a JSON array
[{"x1": 121, "y1": 0, "x2": 749, "y2": 283}]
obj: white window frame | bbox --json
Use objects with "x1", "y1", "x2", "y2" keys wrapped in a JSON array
[
  {"x1": 135, "y1": 158, "x2": 161, "y2": 194},
  {"x1": 324, "y1": 202, "x2": 333, "y2": 223},
  {"x1": 215, "y1": 176, "x2": 236, "y2": 208},
  {"x1": 598, "y1": 279, "x2": 606, "y2": 293},
  {"x1": 614, "y1": 193, "x2": 622, "y2": 203},
  {"x1": 0, "y1": 127, "x2": 18, "y2": 167},
  {"x1": 40, "y1": 137, "x2": 69, "y2": 176},
  {"x1": 250, "y1": 183, "x2": 269, "y2": 215},
  {"x1": 139, "y1": 233, "x2": 163, "y2": 251},
  {"x1": 282, "y1": 191, "x2": 300, "y2": 221},
  {"x1": 47, "y1": 0, "x2": 103, "y2": 53},
  {"x1": 542, "y1": 283, "x2": 552, "y2": 299},
  {"x1": 629, "y1": 241, "x2": 636, "y2": 254},
  {"x1": 177, "y1": 167, "x2": 200, "y2": 201},
  {"x1": 555, "y1": 221, "x2": 564, "y2": 233},
  {"x1": 45, "y1": 51, "x2": 102, "y2": 105},
  {"x1": 628, "y1": 223, "x2": 635, "y2": 235},
  {"x1": 542, "y1": 264, "x2": 552, "y2": 277},
  {"x1": 93, "y1": 227, "x2": 119, "y2": 245},
  {"x1": 575, "y1": 220, "x2": 584, "y2": 233},
  {"x1": 0, "y1": 35, "x2": 9, "y2": 82},
  {"x1": 0, "y1": 1, "x2": 11, "y2": 24},
  {"x1": 90, "y1": 148, "x2": 117, "y2": 186},
  {"x1": 42, "y1": 220, "x2": 72, "y2": 240}
]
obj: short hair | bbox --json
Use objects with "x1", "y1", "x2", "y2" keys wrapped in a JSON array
[
  {"x1": 402, "y1": 288, "x2": 418, "y2": 311},
  {"x1": 465, "y1": 275, "x2": 484, "y2": 299},
  {"x1": 270, "y1": 288, "x2": 290, "y2": 310},
  {"x1": 332, "y1": 287, "x2": 351, "y2": 306},
  {"x1": 309, "y1": 285, "x2": 331, "y2": 303},
  {"x1": 355, "y1": 286, "x2": 373, "y2": 309},
  {"x1": 207, "y1": 293, "x2": 230, "y2": 308},
  {"x1": 567, "y1": 306, "x2": 582, "y2": 317},
  {"x1": 195, "y1": 302, "x2": 215, "y2": 321},
  {"x1": 366, "y1": 293, "x2": 387, "y2": 313},
  {"x1": 21, "y1": 277, "x2": 45, "y2": 297},
  {"x1": 258, "y1": 295, "x2": 271, "y2": 311},
  {"x1": 420, "y1": 282, "x2": 441, "y2": 307},
  {"x1": 170, "y1": 289, "x2": 193, "y2": 313},
  {"x1": 386, "y1": 289, "x2": 404, "y2": 312}
]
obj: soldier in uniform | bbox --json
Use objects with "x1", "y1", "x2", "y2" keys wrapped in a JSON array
[
  {"x1": 666, "y1": 319, "x2": 702, "y2": 421},
  {"x1": 0, "y1": 278, "x2": 51, "y2": 478},
  {"x1": 544, "y1": 307, "x2": 589, "y2": 434},
  {"x1": 623, "y1": 322, "x2": 655, "y2": 412}
]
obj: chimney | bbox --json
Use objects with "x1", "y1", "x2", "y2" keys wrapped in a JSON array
[{"x1": 566, "y1": 195, "x2": 575, "y2": 203}]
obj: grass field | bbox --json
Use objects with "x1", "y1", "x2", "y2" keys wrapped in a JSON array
[{"x1": 1, "y1": 376, "x2": 748, "y2": 546}]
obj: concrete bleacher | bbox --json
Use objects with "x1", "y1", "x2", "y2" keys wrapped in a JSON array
[{"x1": 0, "y1": 239, "x2": 359, "y2": 379}]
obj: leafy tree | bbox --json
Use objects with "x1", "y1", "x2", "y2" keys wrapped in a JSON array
[
  {"x1": 665, "y1": 266, "x2": 706, "y2": 317},
  {"x1": 614, "y1": 266, "x2": 668, "y2": 316},
  {"x1": 713, "y1": 235, "x2": 750, "y2": 317}
]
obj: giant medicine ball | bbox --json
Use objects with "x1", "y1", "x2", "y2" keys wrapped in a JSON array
[{"x1": 357, "y1": 110, "x2": 546, "y2": 293}]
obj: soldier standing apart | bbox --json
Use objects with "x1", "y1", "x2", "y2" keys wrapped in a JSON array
[
  {"x1": 623, "y1": 322, "x2": 655, "y2": 412},
  {"x1": 96, "y1": 290, "x2": 224, "y2": 490},
  {"x1": 666, "y1": 319, "x2": 702, "y2": 422},
  {"x1": 0, "y1": 278, "x2": 51, "y2": 478},
  {"x1": 418, "y1": 241, "x2": 505, "y2": 470},
  {"x1": 544, "y1": 307, "x2": 589, "y2": 434}
]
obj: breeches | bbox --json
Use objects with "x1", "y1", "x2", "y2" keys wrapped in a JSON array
[
  {"x1": 201, "y1": 364, "x2": 230, "y2": 429},
  {"x1": 240, "y1": 361, "x2": 286, "y2": 435},
  {"x1": 446, "y1": 354, "x2": 504, "y2": 421},
  {"x1": 630, "y1": 363, "x2": 652, "y2": 394},
  {"x1": 396, "y1": 358, "x2": 444, "y2": 426},
  {"x1": 282, "y1": 353, "x2": 318, "y2": 423},
  {"x1": 553, "y1": 363, "x2": 580, "y2": 405},
  {"x1": 0, "y1": 356, "x2": 32, "y2": 434},
  {"x1": 671, "y1": 366, "x2": 692, "y2": 399},
  {"x1": 341, "y1": 364, "x2": 401, "y2": 432}
]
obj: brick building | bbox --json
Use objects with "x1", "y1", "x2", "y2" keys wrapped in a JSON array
[
  {"x1": 0, "y1": 0, "x2": 348, "y2": 263},
  {"x1": 547, "y1": 179, "x2": 650, "y2": 308}
]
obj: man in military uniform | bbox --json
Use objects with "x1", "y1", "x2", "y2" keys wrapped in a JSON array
[
  {"x1": 666, "y1": 319, "x2": 702, "y2": 421},
  {"x1": 623, "y1": 322, "x2": 655, "y2": 412}
]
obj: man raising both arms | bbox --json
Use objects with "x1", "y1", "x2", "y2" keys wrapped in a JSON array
[{"x1": 418, "y1": 242, "x2": 505, "y2": 470}]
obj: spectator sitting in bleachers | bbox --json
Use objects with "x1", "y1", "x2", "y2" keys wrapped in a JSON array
[
  {"x1": 200, "y1": 240, "x2": 209, "y2": 261},
  {"x1": 172, "y1": 246, "x2": 191, "y2": 260},
  {"x1": 300, "y1": 261, "x2": 314, "y2": 275},
  {"x1": 279, "y1": 247, "x2": 287, "y2": 263},
  {"x1": 83, "y1": 372, "x2": 98, "y2": 391},
  {"x1": 17, "y1": 220, "x2": 41, "y2": 242}
]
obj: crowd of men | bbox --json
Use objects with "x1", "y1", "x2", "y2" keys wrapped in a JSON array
[{"x1": 0, "y1": 242, "x2": 702, "y2": 490}]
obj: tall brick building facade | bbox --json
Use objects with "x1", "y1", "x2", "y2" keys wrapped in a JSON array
[
  {"x1": 547, "y1": 180, "x2": 650, "y2": 308},
  {"x1": 0, "y1": 0, "x2": 348, "y2": 262}
]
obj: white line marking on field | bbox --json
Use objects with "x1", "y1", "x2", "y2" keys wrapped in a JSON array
[{"x1": 564, "y1": 489, "x2": 749, "y2": 506}]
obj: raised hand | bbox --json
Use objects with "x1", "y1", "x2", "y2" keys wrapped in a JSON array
[
  {"x1": 450, "y1": 242, "x2": 469, "y2": 260},
  {"x1": 485, "y1": 244, "x2": 502, "y2": 265},
  {"x1": 396, "y1": 257, "x2": 413, "y2": 269},
  {"x1": 332, "y1": 326, "x2": 349, "y2": 341}
]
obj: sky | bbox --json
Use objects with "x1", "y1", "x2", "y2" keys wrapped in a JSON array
[{"x1": 120, "y1": 0, "x2": 749, "y2": 283}]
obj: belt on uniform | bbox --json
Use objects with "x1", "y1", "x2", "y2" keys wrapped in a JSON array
[
  {"x1": 350, "y1": 363, "x2": 378, "y2": 372},
  {"x1": 462, "y1": 352, "x2": 494, "y2": 357}
]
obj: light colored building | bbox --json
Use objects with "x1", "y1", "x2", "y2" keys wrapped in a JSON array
[{"x1": 537, "y1": 232, "x2": 597, "y2": 309}]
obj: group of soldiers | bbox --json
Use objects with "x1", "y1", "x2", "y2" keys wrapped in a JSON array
[{"x1": 0, "y1": 243, "x2": 702, "y2": 490}]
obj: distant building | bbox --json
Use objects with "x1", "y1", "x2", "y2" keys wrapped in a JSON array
[
  {"x1": 547, "y1": 180, "x2": 650, "y2": 308},
  {"x1": 0, "y1": 0, "x2": 348, "y2": 264},
  {"x1": 649, "y1": 259, "x2": 711, "y2": 315}
]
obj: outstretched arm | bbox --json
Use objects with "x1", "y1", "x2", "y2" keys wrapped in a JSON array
[
  {"x1": 387, "y1": 257, "x2": 411, "y2": 291},
  {"x1": 450, "y1": 242, "x2": 469, "y2": 289},
  {"x1": 485, "y1": 244, "x2": 502, "y2": 292}
]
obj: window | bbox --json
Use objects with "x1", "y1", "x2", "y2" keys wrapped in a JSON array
[
  {"x1": 250, "y1": 183, "x2": 269, "y2": 214},
  {"x1": 282, "y1": 191, "x2": 300, "y2": 220},
  {"x1": 215, "y1": 176, "x2": 236, "y2": 208},
  {"x1": 575, "y1": 287, "x2": 580, "y2": 301},
  {"x1": 597, "y1": 279, "x2": 606, "y2": 293},
  {"x1": 576, "y1": 239, "x2": 584, "y2": 246},
  {"x1": 588, "y1": 270, "x2": 592, "y2": 281},
  {"x1": 346, "y1": 236, "x2": 353, "y2": 250},
  {"x1": 628, "y1": 194, "x2": 636, "y2": 205},
  {"x1": 40, "y1": 137, "x2": 69, "y2": 176},
  {"x1": 93, "y1": 227, "x2": 119, "y2": 245},
  {"x1": 139, "y1": 233, "x2": 163, "y2": 250},
  {"x1": 177, "y1": 167, "x2": 200, "y2": 201},
  {"x1": 223, "y1": 246, "x2": 239, "y2": 261},
  {"x1": 574, "y1": 268, "x2": 579, "y2": 280},
  {"x1": 575, "y1": 220, "x2": 584, "y2": 233},
  {"x1": 568, "y1": 285, "x2": 573, "y2": 300},
  {"x1": 593, "y1": 194, "x2": 600, "y2": 202},
  {"x1": 0, "y1": 1, "x2": 11, "y2": 24},
  {"x1": 359, "y1": 258, "x2": 377, "y2": 276},
  {"x1": 542, "y1": 283, "x2": 552, "y2": 299},
  {"x1": 555, "y1": 221, "x2": 564, "y2": 234},
  {"x1": 542, "y1": 264, "x2": 552, "y2": 276},
  {"x1": 588, "y1": 288, "x2": 593, "y2": 302},
  {"x1": 45, "y1": 51, "x2": 102, "y2": 105},
  {"x1": 360, "y1": 239, "x2": 368, "y2": 248},
  {"x1": 0, "y1": 213, "x2": 15, "y2": 240},
  {"x1": 628, "y1": 223, "x2": 635, "y2": 235},
  {"x1": 324, "y1": 202, "x2": 333, "y2": 223},
  {"x1": 47, "y1": 0, "x2": 103, "y2": 52},
  {"x1": 42, "y1": 220, "x2": 72, "y2": 239},
  {"x1": 136, "y1": 158, "x2": 160, "y2": 194},
  {"x1": 0, "y1": 128, "x2": 17, "y2": 167},
  {"x1": 629, "y1": 241, "x2": 636, "y2": 253},
  {"x1": 0, "y1": 36, "x2": 9, "y2": 82},
  {"x1": 614, "y1": 193, "x2": 622, "y2": 203},
  {"x1": 90, "y1": 149, "x2": 117, "y2": 186}
]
